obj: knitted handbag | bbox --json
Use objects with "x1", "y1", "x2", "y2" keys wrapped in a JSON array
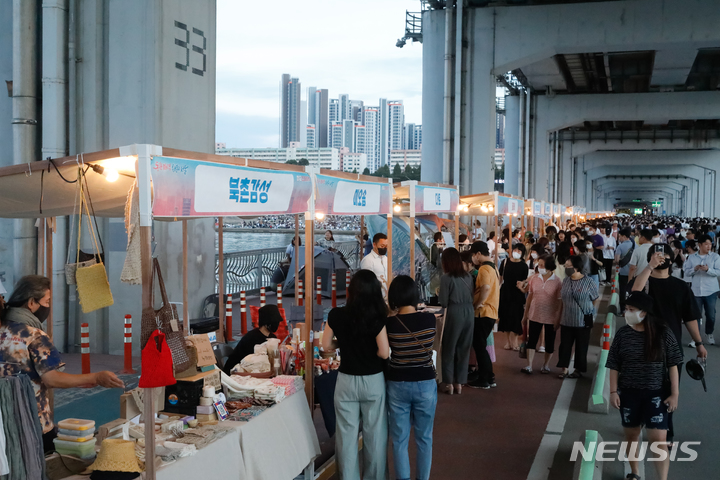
[
  {"x1": 75, "y1": 171, "x2": 114, "y2": 313},
  {"x1": 141, "y1": 258, "x2": 192, "y2": 372},
  {"x1": 139, "y1": 330, "x2": 177, "y2": 388},
  {"x1": 65, "y1": 167, "x2": 105, "y2": 285}
]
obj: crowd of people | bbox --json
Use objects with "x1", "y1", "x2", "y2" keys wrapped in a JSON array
[
  {"x1": 227, "y1": 214, "x2": 361, "y2": 232},
  {"x1": 325, "y1": 215, "x2": 716, "y2": 480}
]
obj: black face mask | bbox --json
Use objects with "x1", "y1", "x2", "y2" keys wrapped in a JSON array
[
  {"x1": 656, "y1": 260, "x2": 671, "y2": 270},
  {"x1": 34, "y1": 305, "x2": 50, "y2": 323},
  {"x1": 565, "y1": 267, "x2": 575, "y2": 277},
  {"x1": 377, "y1": 248, "x2": 388, "y2": 256},
  {"x1": 267, "y1": 323, "x2": 279, "y2": 333}
]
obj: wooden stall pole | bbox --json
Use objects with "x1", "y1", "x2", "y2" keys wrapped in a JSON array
[
  {"x1": 454, "y1": 213, "x2": 460, "y2": 248},
  {"x1": 294, "y1": 214, "x2": 300, "y2": 305},
  {"x1": 138, "y1": 147, "x2": 156, "y2": 480},
  {"x1": 218, "y1": 217, "x2": 225, "y2": 342},
  {"x1": 410, "y1": 215, "x2": 416, "y2": 280},
  {"x1": 360, "y1": 215, "x2": 365, "y2": 260},
  {"x1": 386, "y1": 214, "x2": 393, "y2": 288},
  {"x1": 182, "y1": 220, "x2": 189, "y2": 334},
  {"x1": 494, "y1": 214, "x2": 500, "y2": 266},
  {"x1": 304, "y1": 212, "x2": 314, "y2": 409},
  {"x1": 45, "y1": 218, "x2": 54, "y2": 340}
]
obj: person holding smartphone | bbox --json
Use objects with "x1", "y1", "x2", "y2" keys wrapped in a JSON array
[{"x1": 683, "y1": 234, "x2": 720, "y2": 346}]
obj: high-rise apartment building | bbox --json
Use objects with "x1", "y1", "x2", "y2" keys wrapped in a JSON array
[
  {"x1": 362, "y1": 107, "x2": 380, "y2": 172},
  {"x1": 354, "y1": 123, "x2": 366, "y2": 155},
  {"x1": 330, "y1": 122, "x2": 343, "y2": 149},
  {"x1": 404, "y1": 123, "x2": 423, "y2": 150},
  {"x1": 280, "y1": 74, "x2": 302, "y2": 148},
  {"x1": 307, "y1": 87, "x2": 329, "y2": 148},
  {"x1": 379, "y1": 99, "x2": 390, "y2": 168},
  {"x1": 351, "y1": 100, "x2": 364, "y2": 124},
  {"x1": 388, "y1": 101, "x2": 405, "y2": 152},
  {"x1": 342, "y1": 119, "x2": 356, "y2": 151},
  {"x1": 339, "y1": 94, "x2": 352, "y2": 121},
  {"x1": 306, "y1": 125, "x2": 316, "y2": 149}
]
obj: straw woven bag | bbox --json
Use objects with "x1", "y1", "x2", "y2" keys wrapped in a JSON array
[
  {"x1": 141, "y1": 258, "x2": 192, "y2": 372},
  {"x1": 65, "y1": 168, "x2": 105, "y2": 285},
  {"x1": 74, "y1": 171, "x2": 114, "y2": 313}
]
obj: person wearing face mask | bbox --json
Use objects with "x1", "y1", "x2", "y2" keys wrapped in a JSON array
[
  {"x1": 3, "y1": 275, "x2": 52, "y2": 330},
  {"x1": 600, "y1": 227, "x2": 617, "y2": 286},
  {"x1": 527, "y1": 243, "x2": 544, "y2": 270},
  {"x1": 630, "y1": 244, "x2": 708, "y2": 446},
  {"x1": 683, "y1": 234, "x2": 720, "y2": 346},
  {"x1": 497, "y1": 244, "x2": 529, "y2": 351},
  {"x1": 557, "y1": 255, "x2": 599, "y2": 378},
  {"x1": 606, "y1": 291, "x2": 682, "y2": 480},
  {"x1": 521, "y1": 256, "x2": 562, "y2": 374},
  {"x1": 0, "y1": 277, "x2": 125, "y2": 453},
  {"x1": 360, "y1": 232, "x2": 389, "y2": 291},
  {"x1": 223, "y1": 304, "x2": 282, "y2": 375},
  {"x1": 468, "y1": 241, "x2": 500, "y2": 389}
]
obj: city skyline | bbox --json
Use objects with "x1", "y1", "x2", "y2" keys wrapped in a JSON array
[{"x1": 215, "y1": 0, "x2": 422, "y2": 148}]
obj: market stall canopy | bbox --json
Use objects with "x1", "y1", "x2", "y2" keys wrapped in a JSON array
[
  {"x1": 392, "y1": 181, "x2": 460, "y2": 216},
  {"x1": 0, "y1": 148, "x2": 135, "y2": 218},
  {"x1": 314, "y1": 170, "x2": 392, "y2": 216},
  {"x1": 0, "y1": 147, "x2": 310, "y2": 220}
]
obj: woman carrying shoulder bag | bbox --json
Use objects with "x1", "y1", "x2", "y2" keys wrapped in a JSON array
[
  {"x1": 386, "y1": 275, "x2": 438, "y2": 480},
  {"x1": 322, "y1": 270, "x2": 390, "y2": 480},
  {"x1": 557, "y1": 255, "x2": 599, "y2": 378},
  {"x1": 606, "y1": 291, "x2": 681, "y2": 480}
]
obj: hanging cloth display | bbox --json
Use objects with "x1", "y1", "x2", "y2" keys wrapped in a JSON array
[
  {"x1": 121, "y1": 181, "x2": 142, "y2": 285},
  {"x1": 139, "y1": 330, "x2": 177, "y2": 388}
]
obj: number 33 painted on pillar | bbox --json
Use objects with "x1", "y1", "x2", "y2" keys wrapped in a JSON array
[{"x1": 174, "y1": 20, "x2": 207, "y2": 77}]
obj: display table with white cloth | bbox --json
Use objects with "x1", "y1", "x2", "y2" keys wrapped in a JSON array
[{"x1": 63, "y1": 391, "x2": 320, "y2": 480}]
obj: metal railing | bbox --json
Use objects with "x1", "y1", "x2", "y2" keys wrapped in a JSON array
[{"x1": 216, "y1": 241, "x2": 361, "y2": 295}]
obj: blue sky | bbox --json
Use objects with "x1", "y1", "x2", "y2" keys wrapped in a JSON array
[{"x1": 215, "y1": 0, "x2": 423, "y2": 148}]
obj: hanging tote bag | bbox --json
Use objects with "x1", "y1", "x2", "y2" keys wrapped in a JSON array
[
  {"x1": 75, "y1": 171, "x2": 114, "y2": 313},
  {"x1": 141, "y1": 258, "x2": 192, "y2": 372},
  {"x1": 65, "y1": 168, "x2": 105, "y2": 285},
  {"x1": 139, "y1": 330, "x2": 177, "y2": 388}
]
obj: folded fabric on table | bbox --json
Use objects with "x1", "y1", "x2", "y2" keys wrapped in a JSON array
[{"x1": 173, "y1": 425, "x2": 235, "y2": 450}]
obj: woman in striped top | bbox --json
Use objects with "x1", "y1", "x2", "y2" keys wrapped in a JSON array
[
  {"x1": 386, "y1": 275, "x2": 438, "y2": 480},
  {"x1": 557, "y1": 255, "x2": 599, "y2": 378},
  {"x1": 606, "y1": 291, "x2": 681, "y2": 480}
]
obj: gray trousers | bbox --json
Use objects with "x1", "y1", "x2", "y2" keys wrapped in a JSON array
[
  {"x1": 441, "y1": 306, "x2": 475, "y2": 384},
  {"x1": 334, "y1": 372, "x2": 388, "y2": 480}
]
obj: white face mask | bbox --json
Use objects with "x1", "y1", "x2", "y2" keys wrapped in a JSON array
[
  {"x1": 537, "y1": 268, "x2": 547, "y2": 275},
  {"x1": 512, "y1": 252, "x2": 522, "y2": 260},
  {"x1": 531, "y1": 252, "x2": 539, "y2": 259},
  {"x1": 586, "y1": 243, "x2": 593, "y2": 249},
  {"x1": 624, "y1": 310, "x2": 645, "y2": 326},
  {"x1": 652, "y1": 237, "x2": 661, "y2": 244}
]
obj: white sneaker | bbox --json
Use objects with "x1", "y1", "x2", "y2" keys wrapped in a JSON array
[
  {"x1": 688, "y1": 340, "x2": 696, "y2": 348},
  {"x1": 707, "y1": 334, "x2": 715, "y2": 345},
  {"x1": 538, "y1": 346, "x2": 546, "y2": 353}
]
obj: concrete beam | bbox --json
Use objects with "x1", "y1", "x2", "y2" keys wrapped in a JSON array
[{"x1": 487, "y1": 0, "x2": 720, "y2": 74}]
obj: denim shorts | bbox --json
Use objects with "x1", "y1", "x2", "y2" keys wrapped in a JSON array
[{"x1": 617, "y1": 388, "x2": 669, "y2": 430}]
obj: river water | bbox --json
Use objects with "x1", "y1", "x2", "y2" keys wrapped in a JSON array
[{"x1": 215, "y1": 231, "x2": 358, "y2": 253}]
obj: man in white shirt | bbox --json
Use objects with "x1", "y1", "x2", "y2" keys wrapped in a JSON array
[
  {"x1": 600, "y1": 227, "x2": 616, "y2": 286},
  {"x1": 360, "y1": 233, "x2": 389, "y2": 292},
  {"x1": 628, "y1": 229, "x2": 655, "y2": 281},
  {"x1": 683, "y1": 234, "x2": 720, "y2": 345}
]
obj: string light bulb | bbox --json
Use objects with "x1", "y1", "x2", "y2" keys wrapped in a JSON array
[
  {"x1": 394, "y1": 204, "x2": 401, "y2": 213},
  {"x1": 315, "y1": 212, "x2": 325, "y2": 220}
]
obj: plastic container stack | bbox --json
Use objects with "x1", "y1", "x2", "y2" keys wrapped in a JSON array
[{"x1": 53, "y1": 418, "x2": 97, "y2": 460}]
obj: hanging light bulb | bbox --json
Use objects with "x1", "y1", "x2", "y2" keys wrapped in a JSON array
[
  {"x1": 394, "y1": 204, "x2": 401, "y2": 213},
  {"x1": 489, "y1": 204, "x2": 494, "y2": 212},
  {"x1": 90, "y1": 164, "x2": 119, "y2": 182},
  {"x1": 315, "y1": 212, "x2": 325, "y2": 220}
]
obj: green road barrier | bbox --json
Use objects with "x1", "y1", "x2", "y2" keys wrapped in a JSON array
[
  {"x1": 591, "y1": 350, "x2": 609, "y2": 405},
  {"x1": 577, "y1": 430, "x2": 600, "y2": 480}
]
